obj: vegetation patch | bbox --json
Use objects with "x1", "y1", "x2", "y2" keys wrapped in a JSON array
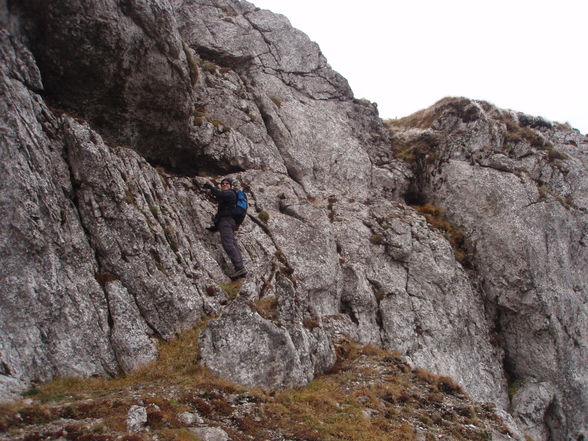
[
  {"x1": 0, "y1": 331, "x2": 509, "y2": 441},
  {"x1": 253, "y1": 297, "x2": 279, "y2": 321},
  {"x1": 389, "y1": 131, "x2": 440, "y2": 165},
  {"x1": 124, "y1": 187, "x2": 137, "y2": 205},
  {"x1": 412, "y1": 203, "x2": 473, "y2": 269},
  {"x1": 536, "y1": 185, "x2": 576, "y2": 209},
  {"x1": 386, "y1": 97, "x2": 486, "y2": 131},
  {"x1": 258, "y1": 210, "x2": 270, "y2": 223},
  {"x1": 217, "y1": 279, "x2": 243, "y2": 299},
  {"x1": 369, "y1": 233, "x2": 385, "y2": 245},
  {"x1": 95, "y1": 272, "x2": 119, "y2": 287},
  {"x1": 270, "y1": 96, "x2": 283, "y2": 108},
  {"x1": 503, "y1": 118, "x2": 549, "y2": 149},
  {"x1": 181, "y1": 41, "x2": 199, "y2": 86},
  {"x1": 201, "y1": 60, "x2": 218, "y2": 73}
]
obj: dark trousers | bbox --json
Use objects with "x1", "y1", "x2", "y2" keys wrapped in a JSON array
[{"x1": 218, "y1": 216, "x2": 243, "y2": 270}]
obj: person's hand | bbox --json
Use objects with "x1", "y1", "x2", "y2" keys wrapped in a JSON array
[{"x1": 203, "y1": 182, "x2": 213, "y2": 190}]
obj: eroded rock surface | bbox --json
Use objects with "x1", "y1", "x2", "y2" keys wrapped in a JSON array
[
  {"x1": 385, "y1": 98, "x2": 588, "y2": 440},
  {"x1": 0, "y1": 1, "x2": 586, "y2": 440}
]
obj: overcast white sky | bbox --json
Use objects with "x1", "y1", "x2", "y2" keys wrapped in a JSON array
[{"x1": 251, "y1": 0, "x2": 587, "y2": 134}]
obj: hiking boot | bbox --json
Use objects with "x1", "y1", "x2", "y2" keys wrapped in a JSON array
[
  {"x1": 206, "y1": 225, "x2": 218, "y2": 232},
  {"x1": 230, "y1": 267, "x2": 247, "y2": 280}
]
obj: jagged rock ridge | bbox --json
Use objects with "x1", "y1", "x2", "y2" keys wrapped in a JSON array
[{"x1": 0, "y1": 1, "x2": 586, "y2": 440}]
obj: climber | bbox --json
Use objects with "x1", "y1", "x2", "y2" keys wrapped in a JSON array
[{"x1": 203, "y1": 178, "x2": 247, "y2": 280}]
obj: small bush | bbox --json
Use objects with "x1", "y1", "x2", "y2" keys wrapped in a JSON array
[
  {"x1": 437, "y1": 376, "x2": 465, "y2": 396},
  {"x1": 270, "y1": 96, "x2": 283, "y2": 108},
  {"x1": 369, "y1": 234, "x2": 384, "y2": 245},
  {"x1": 95, "y1": 272, "x2": 119, "y2": 287},
  {"x1": 258, "y1": 210, "x2": 269, "y2": 223},
  {"x1": 303, "y1": 318, "x2": 320, "y2": 330},
  {"x1": 254, "y1": 297, "x2": 279, "y2": 321}
]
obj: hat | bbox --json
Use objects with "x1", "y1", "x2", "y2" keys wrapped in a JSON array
[{"x1": 221, "y1": 177, "x2": 233, "y2": 186}]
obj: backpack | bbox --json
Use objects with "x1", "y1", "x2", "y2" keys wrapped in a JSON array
[{"x1": 232, "y1": 189, "x2": 248, "y2": 225}]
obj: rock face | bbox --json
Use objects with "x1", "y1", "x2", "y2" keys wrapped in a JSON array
[
  {"x1": 384, "y1": 99, "x2": 588, "y2": 440},
  {"x1": 0, "y1": 1, "x2": 586, "y2": 440}
]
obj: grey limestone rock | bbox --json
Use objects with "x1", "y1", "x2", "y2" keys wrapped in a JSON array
[
  {"x1": 1, "y1": 33, "x2": 119, "y2": 396},
  {"x1": 199, "y1": 273, "x2": 336, "y2": 389},
  {"x1": 8, "y1": 0, "x2": 195, "y2": 168},
  {"x1": 127, "y1": 405, "x2": 148, "y2": 433},
  {"x1": 0, "y1": 2, "x2": 586, "y2": 441},
  {"x1": 189, "y1": 426, "x2": 229, "y2": 441},
  {"x1": 385, "y1": 97, "x2": 587, "y2": 440},
  {"x1": 178, "y1": 410, "x2": 204, "y2": 426}
]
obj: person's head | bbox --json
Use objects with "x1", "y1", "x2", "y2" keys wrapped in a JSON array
[{"x1": 220, "y1": 178, "x2": 233, "y2": 189}]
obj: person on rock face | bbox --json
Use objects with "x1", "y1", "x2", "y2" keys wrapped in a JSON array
[{"x1": 203, "y1": 177, "x2": 247, "y2": 280}]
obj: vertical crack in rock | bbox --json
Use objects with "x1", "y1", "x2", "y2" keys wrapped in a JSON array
[{"x1": 250, "y1": 91, "x2": 305, "y2": 188}]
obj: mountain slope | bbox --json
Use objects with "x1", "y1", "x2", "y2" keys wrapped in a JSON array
[{"x1": 0, "y1": 1, "x2": 586, "y2": 440}]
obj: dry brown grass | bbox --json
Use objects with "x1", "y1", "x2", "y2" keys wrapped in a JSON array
[
  {"x1": 253, "y1": 297, "x2": 279, "y2": 321},
  {"x1": 386, "y1": 97, "x2": 486, "y2": 132},
  {"x1": 1, "y1": 329, "x2": 506, "y2": 441},
  {"x1": 389, "y1": 131, "x2": 440, "y2": 164},
  {"x1": 369, "y1": 233, "x2": 385, "y2": 245},
  {"x1": 412, "y1": 203, "x2": 473, "y2": 270},
  {"x1": 26, "y1": 321, "x2": 224, "y2": 403},
  {"x1": 217, "y1": 279, "x2": 243, "y2": 299}
]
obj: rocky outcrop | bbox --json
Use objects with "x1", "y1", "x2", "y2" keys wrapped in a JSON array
[
  {"x1": 385, "y1": 98, "x2": 588, "y2": 440},
  {"x1": 0, "y1": 1, "x2": 586, "y2": 440}
]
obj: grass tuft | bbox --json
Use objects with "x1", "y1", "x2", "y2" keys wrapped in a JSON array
[
  {"x1": 411, "y1": 203, "x2": 473, "y2": 269},
  {"x1": 2, "y1": 331, "x2": 505, "y2": 441}
]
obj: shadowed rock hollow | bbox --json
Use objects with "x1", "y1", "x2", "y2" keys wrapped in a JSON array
[{"x1": 1, "y1": 1, "x2": 586, "y2": 440}]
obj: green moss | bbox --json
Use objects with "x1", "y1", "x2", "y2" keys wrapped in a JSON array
[
  {"x1": 218, "y1": 280, "x2": 243, "y2": 299},
  {"x1": 258, "y1": 210, "x2": 270, "y2": 223},
  {"x1": 507, "y1": 378, "x2": 521, "y2": 399}
]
